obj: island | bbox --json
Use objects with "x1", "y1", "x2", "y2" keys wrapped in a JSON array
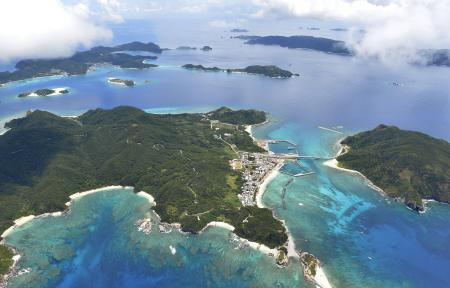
[
  {"x1": 330, "y1": 28, "x2": 348, "y2": 32},
  {"x1": 200, "y1": 46, "x2": 213, "y2": 51},
  {"x1": 422, "y1": 49, "x2": 450, "y2": 67},
  {"x1": 235, "y1": 35, "x2": 450, "y2": 68},
  {"x1": 0, "y1": 106, "x2": 293, "y2": 278},
  {"x1": 239, "y1": 35, "x2": 353, "y2": 55},
  {"x1": 18, "y1": 88, "x2": 69, "y2": 98},
  {"x1": 108, "y1": 78, "x2": 135, "y2": 87},
  {"x1": 230, "y1": 29, "x2": 249, "y2": 33},
  {"x1": 176, "y1": 46, "x2": 197, "y2": 50},
  {"x1": 333, "y1": 125, "x2": 450, "y2": 211},
  {"x1": 0, "y1": 41, "x2": 162, "y2": 85},
  {"x1": 183, "y1": 64, "x2": 299, "y2": 78}
]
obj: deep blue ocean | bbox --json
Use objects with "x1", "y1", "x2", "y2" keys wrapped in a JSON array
[{"x1": 1, "y1": 22, "x2": 449, "y2": 287}]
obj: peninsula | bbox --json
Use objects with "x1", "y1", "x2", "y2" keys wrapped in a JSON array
[
  {"x1": 238, "y1": 35, "x2": 353, "y2": 55},
  {"x1": 0, "y1": 106, "x2": 290, "y2": 277},
  {"x1": 0, "y1": 41, "x2": 162, "y2": 85},
  {"x1": 183, "y1": 64, "x2": 298, "y2": 78},
  {"x1": 334, "y1": 125, "x2": 450, "y2": 211}
]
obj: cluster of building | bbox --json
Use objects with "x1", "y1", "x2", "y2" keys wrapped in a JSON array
[{"x1": 237, "y1": 152, "x2": 281, "y2": 206}]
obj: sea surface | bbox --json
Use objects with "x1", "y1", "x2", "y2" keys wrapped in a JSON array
[{"x1": 1, "y1": 23, "x2": 450, "y2": 287}]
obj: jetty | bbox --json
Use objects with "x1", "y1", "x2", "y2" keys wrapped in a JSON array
[
  {"x1": 268, "y1": 139, "x2": 298, "y2": 147},
  {"x1": 318, "y1": 126, "x2": 343, "y2": 134},
  {"x1": 280, "y1": 170, "x2": 316, "y2": 178}
]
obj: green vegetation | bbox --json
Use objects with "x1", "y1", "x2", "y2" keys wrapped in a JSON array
[
  {"x1": 338, "y1": 125, "x2": 450, "y2": 211},
  {"x1": 18, "y1": 88, "x2": 69, "y2": 98},
  {"x1": 0, "y1": 245, "x2": 14, "y2": 277},
  {"x1": 183, "y1": 64, "x2": 222, "y2": 72},
  {"x1": 300, "y1": 252, "x2": 319, "y2": 277},
  {"x1": 0, "y1": 107, "x2": 286, "y2": 254},
  {"x1": 108, "y1": 78, "x2": 135, "y2": 87},
  {"x1": 233, "y1": 65, "x2": 297, "y2": 78},
  {"x1": 0, "y1": 42, "x2": 162, "y2": 85},
  {"x1": 201, "y1": 46, "x2": 213, "y2": 51},
  {"x1": 182, "y1": 64, "x2": 297, "y2": 78},
  {"x1": 208, "y1": 107, "x2": 267, "y2": 125}
]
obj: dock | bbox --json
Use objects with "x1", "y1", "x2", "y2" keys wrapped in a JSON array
[
  {"x1": 280, "y1": 170, "x2": 316, "y2": 178},
  {"x1": 268, "y1": 139, "x2": 298, "y2": 147},
  {"x1": 318, "y1": 126, "x2": 343, "y2": 134}
]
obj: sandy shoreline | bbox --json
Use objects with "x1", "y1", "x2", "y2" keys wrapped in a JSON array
[
  {"x1": 315, "y1": 266, "x2": 333, "y2": 288},
  {"x1": 25, "y1": 87, "x2": 69, "y2": 97},
  {"x1": 2, "y1": 186, "x2": 131, "y2": 240},
  {"x1": 249, "y1": 120, "x2": 333, "y2": 287},
  {"x1": 323, "y1": 143, "x2": 385, "y2": 195},
  {"x1": 136, "y1": 191, "x2": 156, "y2": 206}
]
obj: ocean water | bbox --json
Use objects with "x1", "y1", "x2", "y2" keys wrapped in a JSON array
[
  {"x1": 1, "y1": 24, "x2": 450, "y2": 287},
  {"x1": 4, "y1": 188, "x2": 307, "y2": 288},
  {"x1": 254, "y1": 122, "x2": 450, "y2": 287}
]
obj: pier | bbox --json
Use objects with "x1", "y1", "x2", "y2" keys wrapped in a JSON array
[
  {"x1": 318, "y1": 126, "x2": 343, "y2": 134},
  {"x1": 268, "y1": 139, "x2": 298, "y2": 147},
  {"x1": 280, "y1": 170, "x2": 316, "y2": 178}
]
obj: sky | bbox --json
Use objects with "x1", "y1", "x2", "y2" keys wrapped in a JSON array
[{"x1": 0, "y1": 0, "x2": 449, "y2": 63}]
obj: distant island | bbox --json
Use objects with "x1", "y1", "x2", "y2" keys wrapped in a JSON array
[
  {"x1": 238, "y1": 35, "x2": 352, "y2": 56},
  {"x1": 201, "y1": 46, "x2": 213, "y2": 51},
  {"x1": 108, "y1": 78, "x2": 135, "y2": 87},
  {"x1": 235, "y1": 35, "x2": 450, "y2": 68},
  {"x1": 0, "y1": 41, "x2": 162, "y2": 85},
  {"x1": 230, "y1": 29, "x2": 249, "y2": 33},
  {"x1": 330, "y1": 28, "x2": 348, "y2": 32},
  {"x1": 176, "y1": 46, "x2": 197, "y2": 50},
  {"x1": 333, "y1": 125, "x2": 450, "y2": 211},
  {"x1": 0, "y1": 106, "x2": 293, "y2": 278},
  {"x1": 183, "y1": 64, "x2": 299, "y2": 78},
  {"x1": 18, "y1": 88, "x2": 69, "y2": 98},
  {"x1": 422, "y1": 49, "x2": 450, "y2": 67}
]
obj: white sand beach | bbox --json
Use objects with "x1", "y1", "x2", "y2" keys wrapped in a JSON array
[
  {"x1": 27, "y1": 87, "x2": 69, "y2": 97},
  {"x1": 315, "y1": 266, "x2": 333, "y2": 288},
  {"x1": 256, "y1": 164, "x2": 282, "y2": 208},
  {"x1": 202, "y1": 221, "x2": 235, "y2": 232},
  {"x1": 1, "y1": 215, "x2": 36, "y2": 238},
  {"x1": 137, "y1": 191, "x2": 156, "y2": 206},
  {"x1": 247, "y1": 240, "x2": 278, "y2": 256},
  {"x1": 323, "y1": 159, "x2": 384, "y2": 194},
  {"x1": 68, "y1": 186, "x2": 131, "y2": 203}
]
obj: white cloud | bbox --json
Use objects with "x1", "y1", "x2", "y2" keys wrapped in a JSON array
[
  {"x1": 96, "y1": 0, "x2": 124, "y2": 22},
  {"x1": 253, "y1": 0, "x2": 450, "y2": 62},
  {"x1": 0, "y1": 0, "x2": 114, "y2": 62}
]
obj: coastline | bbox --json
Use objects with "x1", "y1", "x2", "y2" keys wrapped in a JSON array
[
  {"x1": 324, "y1": 140, "x2": 450, "y2": 213},
  {"x1": 250, "y1": 121, "x2": 333, "y2": 288},
  {"x1": 1, "y1": 115, "x2": 334, "y2": 287},
  {"x1": 323, "y1": 143, "x2": 385, "y2": 195},
  {"x1": 24, "y1": 87, "x2": 69, "y2": 97}
]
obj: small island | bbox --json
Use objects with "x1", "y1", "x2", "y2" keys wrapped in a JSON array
[
  {"x1": 183, "y1": 64, "x2": 298, "y2": 78},
  {"x1": 200, "y1": 46, "x2": 213, "y2": 51},
  {"x1": 230, "y1": 29, "x2": 249, "y2": 33},
  {"x1": 18, "y1": 88, "x2": 69, "y2": 98},
  {"x1": 0, "y1": 41, "x2": 162, "y2": 85},
  {"x1": 239, "y1": 35, "x2": 352, "y2": 55},
  {"x1": 108, "y1": 78, "x2": 135, "y2": 87},
  {"x1": 176, "y1": 46, "x2": 197, "y2": 50},
  {"x1": 332, "y1": 125, "x2": 450, "y2": 211}
]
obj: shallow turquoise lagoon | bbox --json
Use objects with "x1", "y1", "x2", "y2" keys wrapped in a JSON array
[
  {"x1": 256, "y1": 122, "x2": 450, "y2": 288},
  {"x1": 4, "y1": 188, "x2": 308, "y2": 288},
  {"x1": 1, "y1": 36, "x2": 449, "y2": 287}
]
